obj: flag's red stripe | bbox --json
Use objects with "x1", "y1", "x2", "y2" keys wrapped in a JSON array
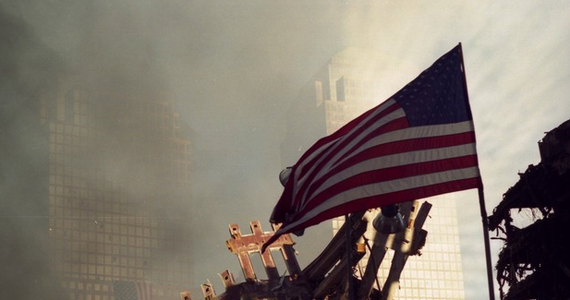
[
  {"x1": 284, "y1": 177, "x2": 481, "y2": 234},
  {"x1": 298, "y1": 100, "x2": 398, "y2": 164},
  {"x1": 294, "y1": 114, "x2": 407, "y2": 210},
  {"x1": 264, "y1": 46, "x2": 481, "y2": 252},
  {"x1": 297, "y1": 102, "x2": 402, "y2": 176},
  {"x1": 292, "y1": 112, "x2": 405, "y2": 212},
  {"x1": 334, "y1": 131, "x2": 476, "y2": 171},
  {"x1": 300, "y1": 154, "x2": 479, "y2": 214},
  {"x1": 271, "y1": 176, "x2": 295, "y2": 223},
  {"x1": 302, "y1": 132, "x2": 477, "y2": 201}
]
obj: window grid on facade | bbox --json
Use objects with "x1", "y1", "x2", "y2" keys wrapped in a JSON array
[{"x1": 45, "y1": 86, "x2": 192, "y2": 300}]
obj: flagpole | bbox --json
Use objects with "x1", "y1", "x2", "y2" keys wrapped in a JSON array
[
  {"x1": 478, "y1": 188, "x2": 496, "y2": 300},
  {"x1": 345, "y1": 214, "x2": 355, "y2": 300},
  {"x1": 458, "y1": 42, "x2": 496, "y2": 300}
]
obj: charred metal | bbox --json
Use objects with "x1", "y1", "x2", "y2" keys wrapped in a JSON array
[
  {"x1": 183, "y1": 201, "x2": 431, "y2": 300},
  {"x1": 489, "y1": 119, "x2": 570, "y2": 300}
]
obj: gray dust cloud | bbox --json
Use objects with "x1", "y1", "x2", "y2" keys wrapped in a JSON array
[
  {"x1": 0, "y1": 1, "x2": 350, "y2": 298},
  {"x1": 3, "y1": 1, "x2": 570, "y2": 299}
]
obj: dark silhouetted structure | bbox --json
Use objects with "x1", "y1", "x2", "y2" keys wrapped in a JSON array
[{"x1": 489, "y1": 119, "x2": 570, "y2": 300}]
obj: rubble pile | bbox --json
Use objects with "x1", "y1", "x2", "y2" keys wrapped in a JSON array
[{"x1": 489, "y1": 119, "x2": 570, "y2": 300}]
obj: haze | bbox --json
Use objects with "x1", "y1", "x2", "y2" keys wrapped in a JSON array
[{"x1": 1, "y1": 1, "x2": 570, "y2": 299}]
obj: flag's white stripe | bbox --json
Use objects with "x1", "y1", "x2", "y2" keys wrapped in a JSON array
[
  {"x1": 312, "y1": 108, "x2": 406, "y2": 182},
  {"x1": 299, "y1": 121, "x2": 476, "y2": 209},
  {"x1": 295, "y1": 100, "x2": 402, "y2": 200},
  {"x1": 303, "y1": 143, "x2": 477, "y2": 208},
  {"x1": 292, "y1": 138, "x2": 338, "y2": 193},
  {"x1": 289, "y1": 137, "x2": 337, "y2": 210},
  {"x1": 296, "y1": 115, "x2": 474, "y2": 204},
  {"x1": 322, "y1": 167, "x2": 480, "y2": 211},
  {"x1": 281, "y1": 167, "x2": 479, "y2": 233},
  {"x1": 315, "y1": 120, "x2": 475, "y2": 182},
  {"x1": 294, "y1": 99, "x2": 397, "y2": 182}
]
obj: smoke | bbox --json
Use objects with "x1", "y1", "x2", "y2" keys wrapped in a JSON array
[
  {"x1": 0, "y1": 1, "x2": 180, "y2": 298},
  {"x1": 0, "y1": 3, "x2": 66, "y2": 299},
  {"x1": 2, "y1": 1, "x2": 570, "y2": 299},
  {"x1": 0, "y1": 1, "x2": 349, "y2": 297}
]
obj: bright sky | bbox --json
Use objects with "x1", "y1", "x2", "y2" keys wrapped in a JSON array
[
  {"x1": 4, "y1": 1, "x2": 570, "y2": 299},
  {"x1": 344, "y1": 2, "x2": 570, "y2": 298}
]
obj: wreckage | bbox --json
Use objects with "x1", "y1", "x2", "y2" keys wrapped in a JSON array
[
  {"x1": 488, "y1": 119, "x2": 570, "y2": 299},
  {"x1": 182, "y1": 200, "x2": 432, "y2": 300},
  {"x1": 183, "y1": 118, "x2": 570, "y2": 300}
]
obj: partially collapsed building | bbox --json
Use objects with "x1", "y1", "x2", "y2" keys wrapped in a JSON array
[{"x1": 489, "y1": 119, "x2": 570, "y2": 299}]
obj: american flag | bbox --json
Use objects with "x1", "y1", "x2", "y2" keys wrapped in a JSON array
[
  {"x1": 264, "y1": 44, "x2": 481, "y2": 249},
  {"x1": 113, "y1": 280, "x2": 152, "y2": 300}
]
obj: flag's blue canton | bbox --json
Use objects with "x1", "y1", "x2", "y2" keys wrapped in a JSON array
[
  {"x1": 114, "y1": 281, "x2": 138, "y2": 300},
  {"x1": 394, "y1": 47, "x2": 471, "y2": 127}
]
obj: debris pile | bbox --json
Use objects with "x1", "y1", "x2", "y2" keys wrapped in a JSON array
[
  {"x1": 183, "y1": 201, "x2": 431, "y2": 300},
  {"x1": 489, "y1": 119, "x2": 570, "y2": 300}
]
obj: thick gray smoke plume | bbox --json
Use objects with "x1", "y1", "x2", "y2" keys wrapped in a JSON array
[
  {"x1": 0, "y1": 1, "x2": 348, "y2": 298},
  {"x1": 0, "y1": 4, "x2": 65, "y2": 299},
  {"x1": 3, "y1": 1, "x2": 569, "y2": 299}
]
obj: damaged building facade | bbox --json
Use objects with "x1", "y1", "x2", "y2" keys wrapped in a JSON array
[{"x1": 489, "y1": 119, "x2": 570, "y2": 299}]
